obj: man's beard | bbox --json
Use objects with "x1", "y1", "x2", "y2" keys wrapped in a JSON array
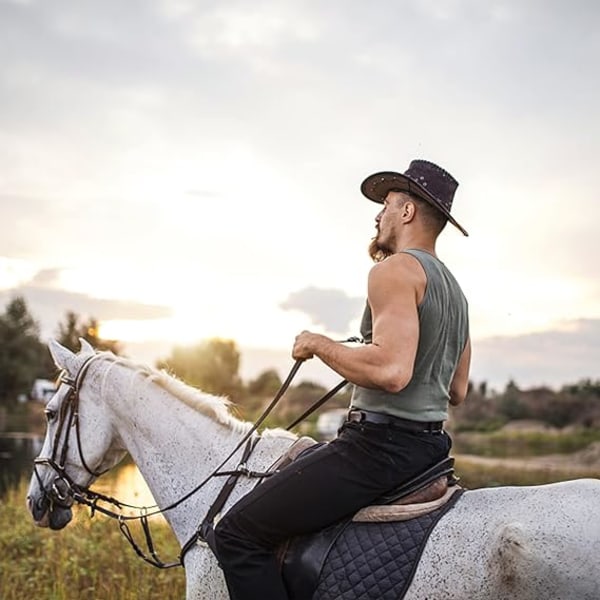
[{"x1": 368, "y1": 236, "x2": 392, "y2": 262}]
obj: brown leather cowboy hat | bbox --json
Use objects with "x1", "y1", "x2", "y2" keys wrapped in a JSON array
[{"x1": 361, "y1": 159, "x2": 468, "y2": 236}]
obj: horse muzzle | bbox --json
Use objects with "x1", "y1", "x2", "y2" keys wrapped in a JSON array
[
  {"x1": 27, "y1": 492, "x2": 73, "y2": 530},
  {"x1": 27, "y1": 475, "x2": 75, "y2": 530}
]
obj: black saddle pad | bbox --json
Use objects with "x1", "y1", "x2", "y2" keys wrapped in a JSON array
[{"x1": 283, "y1": 488, "x2": 464, "y2": 600}]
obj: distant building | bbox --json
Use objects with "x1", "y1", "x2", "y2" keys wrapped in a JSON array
[
  {"x1": 316, "y1": 408, "x2": 347, "y2": 441},
  {"x1": 30, "y1": 379, "x2": 56, "y2": 404}
]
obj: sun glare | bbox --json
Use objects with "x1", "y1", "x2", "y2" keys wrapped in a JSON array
[{"x1": 99, "y1": 290, "x2": 311, "y2": 353}]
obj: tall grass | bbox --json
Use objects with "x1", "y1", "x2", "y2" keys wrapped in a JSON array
[{"x1": 0, "y1": 480, "x2": 186, "y2": 600}]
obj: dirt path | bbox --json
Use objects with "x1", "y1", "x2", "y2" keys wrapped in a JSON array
[{"x1": 456, "y1": 452, "x2": 600, "y2": 475}]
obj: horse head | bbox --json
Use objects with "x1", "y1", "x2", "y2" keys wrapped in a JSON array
[{"x1": 26, "y1": 339, "x2": 127, "y2": 530}]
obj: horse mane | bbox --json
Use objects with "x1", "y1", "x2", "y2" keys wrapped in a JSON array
[
  {"x1": 152, "y1": 371, "x2": 253, "y2": 433},
  {"x1": 147, "y1": 370, "x2": 295, "y2": 439},
  {"x1": 103, "y1": 353, "x2": 253, "y2": 435}
]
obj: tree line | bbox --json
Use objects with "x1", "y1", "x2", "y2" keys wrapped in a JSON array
[
  {"x1": 1, "y1": 296, "x2": 598, "y2": 430},
  {"x1": 454, "y1": 379, "x2": 600, "y2": 431},
  {"x1": 0, "y1": 296, "x2": 121, "y2": 405}
]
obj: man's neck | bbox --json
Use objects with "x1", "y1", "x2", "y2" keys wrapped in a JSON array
[{"x1": 393, "y1": 232, "x2": 437, "y2": 256}]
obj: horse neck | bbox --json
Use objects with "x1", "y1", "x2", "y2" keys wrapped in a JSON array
[{"x1": 98, "y1": 359, "x2": 295, "y2": 544}]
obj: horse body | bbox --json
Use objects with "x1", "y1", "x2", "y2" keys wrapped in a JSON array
[
  {"x1": 27, "y1": 342, "x2": 600, "y2": 599},
  {"x1": 405, "y1": 479, "x2": 600, "y2": 600}
]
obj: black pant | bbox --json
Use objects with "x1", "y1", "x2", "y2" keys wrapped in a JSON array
[{"x1": 213, "y1": 420, "x2": 451, "y2": 600}]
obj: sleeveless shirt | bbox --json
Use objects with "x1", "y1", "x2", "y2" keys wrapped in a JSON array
[{"x1": 350, "y1": 249, "x2": 469, "y2": 422}]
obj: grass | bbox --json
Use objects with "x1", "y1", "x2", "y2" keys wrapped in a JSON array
[
  {"x1": 453, "y1": 427, "x2": 600, "y2": 457},
  {"x1": 0, "y1": 480, "x2": 186, "y2": 600}
]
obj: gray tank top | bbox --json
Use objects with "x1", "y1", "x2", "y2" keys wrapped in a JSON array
[{"x1": 350, "y1": 249, "x2": 469, "y2": 422}]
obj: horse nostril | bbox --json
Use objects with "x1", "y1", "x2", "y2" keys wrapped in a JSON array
[{"x1": 34, "y1": 495, "x2": 50, "y2": 515}]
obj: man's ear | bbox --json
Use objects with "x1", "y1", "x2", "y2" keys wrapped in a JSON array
[{"x1": 401, "y1": 199, "x2": 417, "y2": 222}]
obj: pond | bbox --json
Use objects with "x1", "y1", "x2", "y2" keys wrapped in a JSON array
[{"x1": 0, "y1": 432, "x2": 44, "y2": 497}]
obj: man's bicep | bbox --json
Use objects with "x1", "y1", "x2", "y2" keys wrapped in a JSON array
[{"x1": 368, "y1": 262, "x2": 419, "y2": 359}]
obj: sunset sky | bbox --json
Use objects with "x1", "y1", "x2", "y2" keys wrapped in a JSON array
[{"x1": 1, "y1": 0, "x2": 598, "y2": 392}]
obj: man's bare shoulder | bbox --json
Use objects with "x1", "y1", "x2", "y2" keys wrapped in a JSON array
[
  {"x1": 368, "y1": 253, "x2": 427, "y2": 305},
  {"x1": 370, "y1": 252, "x2": 424, "y2": 280}
]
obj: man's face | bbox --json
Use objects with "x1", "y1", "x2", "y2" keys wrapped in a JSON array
[{"x1": 374, "y1": 191, "x2": 411, "y2": 253}]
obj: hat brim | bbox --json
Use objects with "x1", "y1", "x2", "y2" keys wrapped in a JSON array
[{"x1": 361, "y1": 171, "x2": 469, "y2": 237}]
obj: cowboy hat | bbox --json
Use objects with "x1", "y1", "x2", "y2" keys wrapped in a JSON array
[{"x1": 361, "y1": 159, "x2": 468, "y2": 236}]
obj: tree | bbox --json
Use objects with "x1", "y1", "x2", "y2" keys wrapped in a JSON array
[
  {"x1": 56, "y1": 311, "x2": 121, "y2": 355},
  {"x1": 478, "y1": 381, "x2": 487, "y2": 398},
  {"x1": 0, "y1": 296, "x2": 51, "y2": 404},
  {"x1": 269, "y1": 380, "x2": 352, "y2": 426},
  {"x1": 157, "y1": 338, "x2": 243, "y2": 400},
  {"x1": 498, "y1": 379, "x2": 529, "y2": 421},
  {"x1": 247, "y1": 369, "x2": 282, "y2": 396}
]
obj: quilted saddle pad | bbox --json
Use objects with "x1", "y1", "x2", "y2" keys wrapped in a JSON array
[{"x1": 284, "y1": 488, "x2": 464, "y2": 600}]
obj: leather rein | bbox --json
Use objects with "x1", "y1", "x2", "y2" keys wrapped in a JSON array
[{"x1": 32, "y1": 345, "x2": 356, "y2": 568}]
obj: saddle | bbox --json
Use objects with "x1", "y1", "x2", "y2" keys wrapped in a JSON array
[
  {"x1": 276, "y1": 437, "x2": 459, "y2": 521},
  {"x1": 278, "y1": 442, "x2": 462, "y2": 600}
]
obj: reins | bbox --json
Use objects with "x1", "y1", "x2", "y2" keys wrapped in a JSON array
[{"x1": 35, "y1": 338, "x2": 360, "y2": 569}]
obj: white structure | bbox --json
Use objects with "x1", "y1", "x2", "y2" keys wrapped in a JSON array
[
  {"x1": 30, "y1": 379, "x2": 56, "y2": 404},
  {"x1": 316, "y1": 408, "x2": 347, "y2": 440}
]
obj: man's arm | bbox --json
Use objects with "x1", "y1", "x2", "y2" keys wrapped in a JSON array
[
  {"x1": 449, "y1": 337, "x2": 471, "y2": 406},
  {"x1": 292, "y1": 254, "x2": 422, "y2": 392}
]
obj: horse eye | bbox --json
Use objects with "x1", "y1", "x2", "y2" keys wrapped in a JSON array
[{"x1": 45, "y1": 409, "x2": 56, "y2": 423}]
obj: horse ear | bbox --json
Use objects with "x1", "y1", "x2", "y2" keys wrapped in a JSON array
[
  {"x1": 48, "y1": 339, "x2": 77, "y2": 372},
  {"x1": 79, "y1": 338, "x2": 95, "y2": 355}
]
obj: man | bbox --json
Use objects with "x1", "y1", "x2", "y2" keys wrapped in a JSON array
[{"x1": 213, "y1": 159, "x2": 471, "y2": 600}]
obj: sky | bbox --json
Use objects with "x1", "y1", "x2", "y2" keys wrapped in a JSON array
[{"x1": 0, "y1": 0, "x2": 599, "y2": 393}]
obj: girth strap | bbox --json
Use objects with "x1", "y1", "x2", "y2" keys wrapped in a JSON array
[{"x1": 180, "y1": 436, "x2": 260, "y2": 563}]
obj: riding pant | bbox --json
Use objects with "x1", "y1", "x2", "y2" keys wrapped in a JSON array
[{"x1": 212, "y1": 418, "x2": 451, "y2": 600}]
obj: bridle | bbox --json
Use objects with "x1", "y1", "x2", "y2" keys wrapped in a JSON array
[
  {"x1": 33, "y1": 353, "x2": 108, "y2": 508},
  {"x1": 32, "y1": 352, "x2": 196, "y2": 567},
  {"x1": 32, "y1": 343, "x2": 356, "y2": 568}
]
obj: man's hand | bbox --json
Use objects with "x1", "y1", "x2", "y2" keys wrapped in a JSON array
[{"x1": 292, "y1": 330, "x2": 324, "y2": 361}]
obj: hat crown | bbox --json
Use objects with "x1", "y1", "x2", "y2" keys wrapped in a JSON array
[{"x1": 404, "y1": 160, "x2": 458, "y2": 212}]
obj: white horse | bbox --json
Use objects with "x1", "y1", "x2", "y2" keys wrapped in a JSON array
[{"x1": 27, "y1": 341, "x2": 600, "y2": 600}]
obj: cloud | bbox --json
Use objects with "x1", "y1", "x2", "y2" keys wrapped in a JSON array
[
  {"x1": 472, "y1": 318, "x2": 600, "y2": 391},
  {"x1": 0, "y1": 270, "x2": 172, "y2": 338},
  {"x1": 0, "y1": 0, "x2": 599, "y2": 391},
  {"x1": 280, "y1": 286, "x2": 364, "y2": 335},
  {"x1": 29, "y1": 268, "x2": 62, "y2": 286}
]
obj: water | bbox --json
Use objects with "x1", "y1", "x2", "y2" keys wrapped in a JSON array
[
  {"x1": 0, "y1": 430, "x2": 155, "y2": 508},
  {"x1": 0, "y1": 432, "x2": 44, "y2": 497}
]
